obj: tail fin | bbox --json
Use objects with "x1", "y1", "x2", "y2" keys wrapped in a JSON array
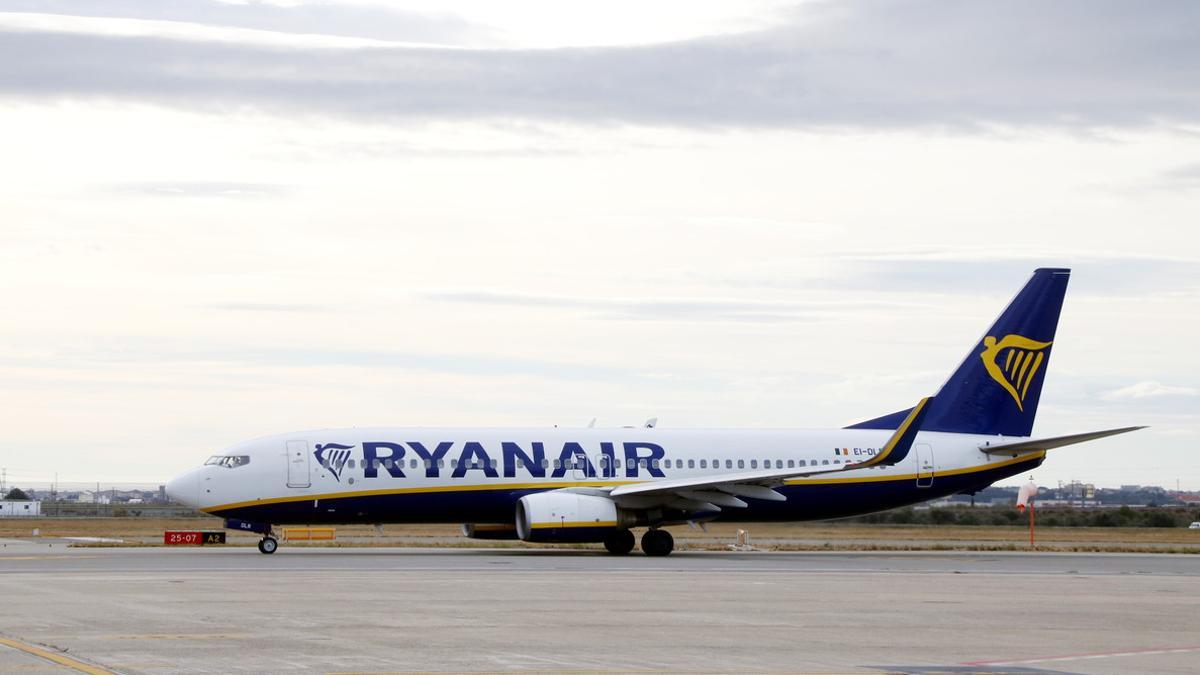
[{"x1": 848, "y1": 268, "x2": 1070, "y2": 437}]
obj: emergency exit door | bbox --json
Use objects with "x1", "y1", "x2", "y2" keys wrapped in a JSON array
[{"x1": 286, "y1": 440, "x2": 311, "y2": 488}]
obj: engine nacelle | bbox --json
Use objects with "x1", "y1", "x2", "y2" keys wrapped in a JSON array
[
  {"x1": 515, "y1": 492, "x2": 624, "y2": 543},
  {"x1": 461, "y1": 523, "x2": 520, "y2": 540}
]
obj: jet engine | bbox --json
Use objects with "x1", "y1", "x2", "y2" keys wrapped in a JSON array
[{"x1": 515, "y1": 492, "x2": 629, "y2": 543}]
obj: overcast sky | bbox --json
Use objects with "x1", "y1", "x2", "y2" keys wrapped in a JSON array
[{"x1": 1, "y1": 0, "x2": 1197, "y2": 490}]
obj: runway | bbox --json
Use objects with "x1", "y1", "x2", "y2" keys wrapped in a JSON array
[{"x1": 1, "y1": 542, "x2": 1197, "y2": 674}]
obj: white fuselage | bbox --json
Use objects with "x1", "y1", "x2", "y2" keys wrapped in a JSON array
[{"x1": 166, "y1": 427, "x2": 1044, "y2": 524}]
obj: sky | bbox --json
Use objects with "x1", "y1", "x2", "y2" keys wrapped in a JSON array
[{"x1": 1, "y1": 0, "x2": 1197, "y2": 491}]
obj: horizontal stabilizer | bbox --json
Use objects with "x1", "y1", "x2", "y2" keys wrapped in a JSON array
[{"x1": 979, "y1": 426, "x2": 1146, "y2": 456}]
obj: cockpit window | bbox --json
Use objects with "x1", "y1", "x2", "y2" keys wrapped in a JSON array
[{"x1": 205, "y1": 455, "x2": 250, "y2": 468}]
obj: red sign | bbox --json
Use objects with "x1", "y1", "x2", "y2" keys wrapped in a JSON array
[
  {"x1": 164, "y1": 531, "x2": 203, "y2": 545},
  {"x1": 163, "y1": 531, "x2": 226, "y2": 545}
]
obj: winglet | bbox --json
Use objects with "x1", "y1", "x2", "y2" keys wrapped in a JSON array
[{"x1": 855, "y1": 396, "x2": 932, "y2": 468}]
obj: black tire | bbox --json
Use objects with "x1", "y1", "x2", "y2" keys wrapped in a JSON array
[
  {"x1": 258, "y1": 537, "x2": 278, "y2": 554},
  {"x1": 641, "y1": 529, "x2": 674, "y2": 557},
  {"x1": 603, "y1": 529, "x2": 636, "y2": 555}
]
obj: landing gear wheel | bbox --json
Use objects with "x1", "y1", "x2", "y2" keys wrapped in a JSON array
[
  {"x1": 641, "y1": 529, "x2": 674, "y2": 557},
  {"x1": 604, "y1": 529, "x2": 636, "y2": 555},
  {"x1": 258, "y1": 536, "x2": 278, "y2": 554}
]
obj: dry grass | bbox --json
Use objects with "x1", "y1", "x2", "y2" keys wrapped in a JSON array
[{"x1": 4, "y1": 517, "x2": 1197, "y2": 553}]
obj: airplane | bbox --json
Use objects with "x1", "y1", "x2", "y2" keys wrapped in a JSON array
[{"x1": 166, "y1": 268, "x2": 1142, "y2": 556}]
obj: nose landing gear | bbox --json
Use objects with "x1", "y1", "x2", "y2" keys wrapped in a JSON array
[{"x1": 257, "y1": 536, "x2": 278, "y2": 554}]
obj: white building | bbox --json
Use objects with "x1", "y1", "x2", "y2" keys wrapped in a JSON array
[{"x1": 0, "y1": 501, "x2": 41, "y2": 517}]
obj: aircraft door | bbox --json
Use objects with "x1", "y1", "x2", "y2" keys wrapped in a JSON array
[
  {"x1": 286, "y1": 440, "x2": 311, "y2": 488},
  {"x1": 915, "y1": 443, "x2": 934, "y2": 488}
]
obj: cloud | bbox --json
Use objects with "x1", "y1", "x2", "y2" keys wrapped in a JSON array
[
  {"x1": 115, "y1": 181, "x2": 288, "y2": 197},
  {"x1": 703, "y1": 252, "x2": 1200, "y2": 296},
  {"x1": 0, "y1": 1, "x2": 496, "y2": 45},
  {"x1": 1159, "y1": 162, "x2": 1200, "y2": 189},
  {"x1": 204, "y1": 302, "x2": 329, "y2": 312},
  {"x1": 1102, "y1": 381, "x2": 1199, "y2": 401},
  {"x1": 427, "y1": 290, "x2": 906, "y2": 323},
  {"x1": 2, "y1": 0, "x2": 1198, "y2": 129}
]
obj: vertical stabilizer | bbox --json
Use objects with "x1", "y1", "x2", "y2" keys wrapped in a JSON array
[{"x1": 848, "y1": 268, "x2": 1070, "y2": 437}]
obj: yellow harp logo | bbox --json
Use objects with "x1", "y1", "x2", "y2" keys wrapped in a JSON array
[{"x1": 979, "y1": 334, "x2": 1053, "y2": 411}]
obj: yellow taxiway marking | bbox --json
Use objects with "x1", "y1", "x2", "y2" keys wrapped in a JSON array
[{"x1": 0, "y1": 637, "x2": 115, "y2": 675}]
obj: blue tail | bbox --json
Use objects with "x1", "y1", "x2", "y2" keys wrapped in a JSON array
[{"x1": 847, "y1": 268, "x2": 1070, "y2": 437}]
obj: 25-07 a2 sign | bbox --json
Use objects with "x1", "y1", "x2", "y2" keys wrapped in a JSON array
[{"x1": 163, "y1": 531, "x2": 226, "y2": 545}]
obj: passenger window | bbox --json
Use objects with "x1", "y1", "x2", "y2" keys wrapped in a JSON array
[
  {"x1": 639, "y1": 459, "x2": 647, "y2": 468},
  {"x1": 822, "y1": 459, "x2": 829, "y2": 465},
  {"x1": 737, "y1": 459, "x2": 745, "y2": 469},
  {"x1": 348, "y1": 459, "x2": 356, "y2": 469},
  {"x1": 787, "y1": 459, "x2": 794, "y2": 468},
  {"x1": 699, "y1": 459, "x2": 707, "y2": 468},
  {"x1": 450, "y1": 459, "x2": 458, "y2": 468},
  {"x1": 750, "y1": 460, "x2": 757, "y2": 469},
  {"x1": 438, "y1": 459, "x2": 445, "y2": 468},
  {"x1": 372, "y1": 459, "x2": 381, "y2": 469},
  {"x1": 553, "y1": 459, "x2": 561, "y2": 469},
  {"x1": 614, "y1": 459, "x2": 621, "y2": 468},
  {"x1": 688, "y1": 459, "x2": 695, "y2": 469},
  {"x1": 516, "y1": 459, "x2": 525, "y2": 469},
  {"x1": 424, "y1": 459, "x2": 432, "y2": 469},
  {"x1": 541, "y1": 458, "x2": 550, "y2": 468},
  {"x1": 725, "y1": 460, "x2": 732, "y2": 469},
  {"x1": 798, "y1": 459, "x2": 806, "y2": 467},
  {"x1": 384, "y1": 459, "x2": 393, "y2": 469}
]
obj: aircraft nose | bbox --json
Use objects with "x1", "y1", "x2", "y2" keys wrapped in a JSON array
[{"x1": 165, "y1": 469, "x2": 201, "y2": 509}]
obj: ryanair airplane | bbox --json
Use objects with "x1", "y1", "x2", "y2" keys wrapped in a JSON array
[{"x1": 166, "y1": 269, "x2": 1142, "y2": 556}]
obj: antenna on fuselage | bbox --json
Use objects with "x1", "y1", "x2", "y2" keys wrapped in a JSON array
[{"x1": 644, "y1": 417, "x2": 658, "y2": 428}]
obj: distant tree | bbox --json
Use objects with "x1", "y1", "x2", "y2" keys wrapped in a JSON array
[
  {"x1": 1145, "y1": 510, "x2": 1177, "y2": 528},
  {"x1": 957, "y1": 511, "x2": 980, "y2": 526},
  {"x1": 3, "y1": 487, "x2": 29, "y2": 500},
  {"x1": 929, "y1": 509, "x2": 956, "y2": 525}
]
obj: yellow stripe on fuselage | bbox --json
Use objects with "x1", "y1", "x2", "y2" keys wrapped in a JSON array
[
  {"x1": 783, "y1": 451, "x2": 1044, "y2": 485},
  {"x1": 205, "y1": 480, "x2": 638, "y2": 513},
  {"x1": 530, "y1": 521, "x2": 618, "y2": 529}
]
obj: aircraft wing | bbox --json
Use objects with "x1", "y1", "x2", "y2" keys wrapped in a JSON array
[
  {"x1": 979, "y1": 426, "x2": 1145, "y2": 456},
  {"x1": 604, "y1": 397, "x2": 932, "y2": 511}
]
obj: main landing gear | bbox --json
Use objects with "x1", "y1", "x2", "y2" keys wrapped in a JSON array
[
  {"x1": 603, "y1": 529, "x2": 636, "y2": 555},
  {"x1": 257, "y1": 535, "x2": 278, "y2": 554},
  {"x1": 640, "y1": 528, "x2": 674, "y2": 557}
]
